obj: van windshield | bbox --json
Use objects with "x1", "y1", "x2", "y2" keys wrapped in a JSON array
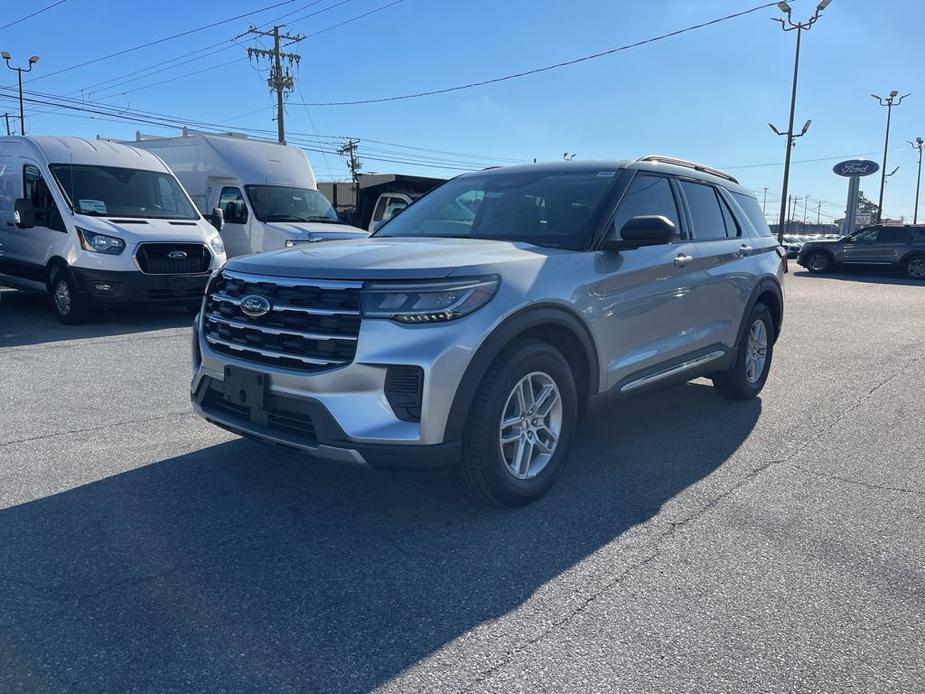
[
  {"x1": 49, "y1": 164, "x2": 199, "y2": 220},
  {"x1": 245, "y1": 185, "x2": 339, "y2": 223},
  {"x1": 374, "y1": 170, "x2": 619, "y2": 250}
]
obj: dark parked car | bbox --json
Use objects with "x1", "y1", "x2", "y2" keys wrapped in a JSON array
[{"x1": 798, "y1": 225, "x2": 925, "y2": 279}]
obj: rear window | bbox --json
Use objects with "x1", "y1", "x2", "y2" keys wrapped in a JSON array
[{"x1": 731, "y1": 192, "x2": 774, "y2": 237}]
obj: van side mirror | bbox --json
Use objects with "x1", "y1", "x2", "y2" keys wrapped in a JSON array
[
  {"x1": 210, "y1": 207, "x2": 224, "y2": 232},
  {"x1": 603, "y1": 215, "x2": 676, "y2": 252},
  {"x1": 14, "y1": 199, "x2": 35, "y2": 229}
]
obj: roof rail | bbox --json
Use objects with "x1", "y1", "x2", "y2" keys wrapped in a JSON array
[{"x1": 635, "y1": 154, "x2": 739, "y2": 184}]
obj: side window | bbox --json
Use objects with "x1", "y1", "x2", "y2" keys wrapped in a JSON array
[
  {"x1": 718, "y1": 194, "x2": 741, "y2": 238},
  {"x1": 218, "y1": 187, "x2": 248, "y2": 224},
  {"x1": 910, "y1": 227, "x2": 925, "y2": 241},
  {"x1": 878, "y1": 227, "x2": 911, "y2": 243},
  {"x1": 731, "y1": 192, "x2": 774, "y2": 238},
  {"x1": 680, "y1": 181, "x2": 726, "y2": 241},
  {"x1": 612, "y1": 175, "x2": 681, "y2": 239},
  {"x1": 853, "y1": 227, "x2": 880, "y2": 242},
  {"x1": 23, "y1": 165, "x2": 64, "y2": 231},
  {"x1": 372, "y1": 195, "x2": 389, "y2": 222},
  {"x1": 382, "y1": 197, "x2": 408, "y2": 222}
]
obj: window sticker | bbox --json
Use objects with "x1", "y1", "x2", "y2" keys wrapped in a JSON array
[
  {"x1": 78, "y1": 199, "x2": 107, "y2": 214},
  {"x1": 596, "y1": 171, "x2": 617, "y2": 178}
]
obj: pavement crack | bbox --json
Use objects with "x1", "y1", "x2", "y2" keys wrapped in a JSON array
[
  {"x1": 0, "y1": 410, "x2": 193, "y2": 447},
  {"x1": 785, "y1": 462, "x2": 924, "y2": 497}
]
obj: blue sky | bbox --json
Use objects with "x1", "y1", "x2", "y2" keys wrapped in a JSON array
[{"x1": 2, "y1": 0, "x2": 923, "y2": 223}]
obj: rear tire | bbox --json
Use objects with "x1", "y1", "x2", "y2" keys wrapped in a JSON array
[
  {"x1": 458, "y1": 339, "x2": 578, "y2": 507},
  {"x1": 50, "y1": 267, "x2": 92, "y2": 325},
  {"x1": 805, "y1": 250, "x2": 832, "y2": 274},
  {"x1": 712, "y1": 303, "x2": 774, "y2": 400},
  {"x1": 904, "y1": 254, "x2": 925, "y2": 280}
]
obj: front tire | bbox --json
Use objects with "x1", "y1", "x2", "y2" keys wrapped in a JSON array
[
  {"x1": 804, "y1": 250, "x2": 832, "y2": 274},
  {"x1": 50, "y1": 268, "x2": 92, "y2": 325},
  {"x1": 458, "y1": 339, "x2": 578, "y2": 507},
  {"x1": 904, "y1": 254, "x2": 925, "y2": 280},
  {"x1": 712, "y1": 303, "x2": 774, "y2": 400}
]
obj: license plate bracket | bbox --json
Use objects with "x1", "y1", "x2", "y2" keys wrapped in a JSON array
[{"x1": 222, "y1": 366, "x2": 267, "y2": 412}]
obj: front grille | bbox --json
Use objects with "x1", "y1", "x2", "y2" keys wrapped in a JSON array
[
  {"x1": 203, "y1": 269, "x2": 362, "y2": 372},
  {"x1": 136, "y1": 243, "x2": 211, "y2": 275}
]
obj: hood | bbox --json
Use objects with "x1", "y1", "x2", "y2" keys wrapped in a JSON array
[
  {"x1": 264, "y1": 220, "x2": 369, "y2": 241},
  {"x1": 224, "y1": 237, "x2": 564, "y2": 280},
  {"x1": 71, "y1": 214, "x2": 216, "y2": 245}
]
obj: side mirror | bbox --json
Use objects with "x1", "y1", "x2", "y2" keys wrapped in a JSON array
[
  {"x1": 603, "y1": 215, "x2": 676, "y2": 252},
  {"x1": 14, "y1": 199, "x2": 35, "y2": 229},
  {"x1": 210, "y1": 207, "x2": 224, "y2": 232},
  {"x1": 842, "y1": 235, "x2": 854, "y2": 244}
]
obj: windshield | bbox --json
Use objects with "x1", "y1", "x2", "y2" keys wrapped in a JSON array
[
  {"x1": 374, "y1": 170, "x2": 618, "y2": 250},
  {"x1": 245, "y1": 185, "x2": 339, "y2": 223},
  {"x1": 50, "y1": 164, "x2": 199, "y2": 220}
]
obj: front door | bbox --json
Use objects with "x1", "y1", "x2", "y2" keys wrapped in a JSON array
[{"x1": 216, "y1": 186, "x2": 251, "y2": 257}]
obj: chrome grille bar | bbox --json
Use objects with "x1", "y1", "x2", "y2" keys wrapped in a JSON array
[
  {"x1": 204, "y1": 335, "x2": 348, "y2": 367},
  {"x1": 205, "y1": 313, "x2": 358, "y2": 342},
  {"x1": 209, "y1": 292, "x2": 360, "y2": 317}
]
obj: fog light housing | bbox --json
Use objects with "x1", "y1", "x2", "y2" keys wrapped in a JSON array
[{"x1": 384, "y1": 366, "x2": 424, "y2": 422}]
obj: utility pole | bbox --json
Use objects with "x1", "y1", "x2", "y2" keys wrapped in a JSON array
[
  {"x1": 803, "y1": 194, "x2": 809, "y2": 231},
  {"x1": 762, "y1": 187, "x2": 768, "y2": 214},
  {"x1": 244, "y1": 25, "x2": 303, "y2": 144},
  {"x1": 337, "y1": 139, "x2": 362, "y2": 184},
  {"x1": 817, "y1": 200, "x2": 821, "y2": 224},
  {"x1": 871, "y1": 90, "x2": 909, "y2": 222},
  {"x1": 3, "y1": 112, "x2": 11, "y2": 136},
  {"x1": 2, "y1": 52, "x2": 40, "y2": 135},
  {"x1": 769, "y1": 0, "x2": 832, "y2": 244},
  {"x1": 910, "y1": 137, "x2": 923, "y2": 224}
]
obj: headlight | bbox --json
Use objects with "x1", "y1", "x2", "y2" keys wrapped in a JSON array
[
  {"x1": 360, "y1": 276, "x2": 499, "y2": 323},
  {"x1": 77, "y1": 227, "x2": 125, "y2": 255},
  {"x1": 209, "y1": 235, "x2": 225, "y2": 255}
]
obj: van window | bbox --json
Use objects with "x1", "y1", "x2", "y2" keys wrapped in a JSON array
[
  {"x1": 23, "y1": 165, "x2": 65, "y2": 232},
  {"x1": 219, "y1": 187, "x2": 248, "y2": 224},
  {"x1": 681, "y1": 181, "x2": 726, "y2": 241}
]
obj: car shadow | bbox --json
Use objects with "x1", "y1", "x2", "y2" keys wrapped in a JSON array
[
  {"x1": 0, "y1": 287, "x2": 196, "y2": 348},
  {"x1": 791, "y1": 269, "x2": 922, "y2": 286},
  {"x1": 0, "y1": 382, "x2": 760, "y2": 692}
]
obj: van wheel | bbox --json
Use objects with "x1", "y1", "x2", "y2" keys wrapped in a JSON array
[
  {"x1": 712, "y1": 303, "x2": 774, "y2": 400},
  {"x1": 905, "y1": 254, "x2": 925, "y2": 280},
  {"x1": 50, "y1": 268, "x2": 91, "y2": 325},
  {"x1": 458, "y1": 339, "x2": 577, "y2": 507}
]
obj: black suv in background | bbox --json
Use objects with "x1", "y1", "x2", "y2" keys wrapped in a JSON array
[{"x1": 798, "y1": 225, "x2": 925, "y2": 279}]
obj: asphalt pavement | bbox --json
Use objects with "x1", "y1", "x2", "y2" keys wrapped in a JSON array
[{"x1": 1, "y1": 269, "x2": 923, "y2": 693}]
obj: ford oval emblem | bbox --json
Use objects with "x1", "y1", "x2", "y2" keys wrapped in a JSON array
[
  {"x1": 168, "y1": 250, "x2": 188, "y2": 260},
  {"x1": 240, "y1": 294, "x2": 272, "y2": 318},
  {"x1": 833, "y1": 159, "x2": 879, "y2": 177}
]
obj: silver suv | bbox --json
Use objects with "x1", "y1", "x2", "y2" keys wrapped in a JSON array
[{"x1": 191, "y1": 156, "x2": 785, "y2": 506}]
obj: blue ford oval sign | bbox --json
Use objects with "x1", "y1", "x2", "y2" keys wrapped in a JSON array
[
  {"x1": 239, "y1": 295, "x2": 272, "y2": 318},
  {"x1": 833, "y1": 160, "x2": 879, "y2": 177}
]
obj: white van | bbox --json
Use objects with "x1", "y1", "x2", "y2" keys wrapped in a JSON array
[
  {"x1": 0, "y1": 135, "x2": 227, "y2": 323},
  {"x1": 128, "y1": 130, "x2": 368, "y2": 257}
]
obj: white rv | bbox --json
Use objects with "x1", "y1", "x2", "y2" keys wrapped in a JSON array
[
  {"x1": 0, "y1": 135, "x2": 226, "y2": 324},
  {"x1": 129, "y1": 130, "x2": 368, "y2": 256}
]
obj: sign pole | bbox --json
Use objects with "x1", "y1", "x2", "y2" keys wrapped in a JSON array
[
  {"x1": 832, "y1": 159, "x2": 880, "y2": 235},
  {"x1": 844, "y1": 175, "x2": 860, "y2": 236}
]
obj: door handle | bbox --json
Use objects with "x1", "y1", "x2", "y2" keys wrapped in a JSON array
[
  {"x1": 739, "y1": 243, "x2": 753, "y2": 256},
  {"x1": 674, "y1": 253, "x2": 693, "y2": 268}
]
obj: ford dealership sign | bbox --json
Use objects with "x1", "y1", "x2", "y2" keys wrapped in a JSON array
[{"x1": 833, "y1": 160, "x2": 879, "y2": 177}]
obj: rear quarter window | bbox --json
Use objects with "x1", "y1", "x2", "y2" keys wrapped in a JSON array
[
  {"x1": 910, "y1": 227, "x2": 925, "y2": 241},
  {"x1": 731, "y1": 192, "x2": 774, "y2": 238}
]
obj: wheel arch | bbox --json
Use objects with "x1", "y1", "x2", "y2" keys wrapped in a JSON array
[
  {"x1": 45, "y1": 256, "x2": 70, "y2": 289},
  {"x1": 442, "y1": 304, "x2": 600, "y2": 442},
  {"x1": 733, "y1": 278, "x2": 783, "y2": 360}
]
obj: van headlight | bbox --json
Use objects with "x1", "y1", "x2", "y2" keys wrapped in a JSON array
[
  {"x1": 208, "y1": 235, "x2": 225, "y2": 255},
  {"x1": 360, "y1": 276, "x2": 499, "y2": 323},
  {"x1": 77, "y1": 227, "x2": 125, "y2": 255}
]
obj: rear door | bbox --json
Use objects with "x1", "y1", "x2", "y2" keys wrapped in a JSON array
[
  {"x1": 677, "y1": 179, "x2": 752, "y2": 354},
  {"x1": 872, "y1": 226, "x2": 913, "y2": 263}
]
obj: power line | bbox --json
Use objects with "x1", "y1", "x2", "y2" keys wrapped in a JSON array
[
  {"x1": 0, "y1": 0, "x2": 67, "y2": 31},
  {"x1": 22, "y1": 0, "x2": 298, "y2": 85},
  {"x1": 294, "y1": 1, "x2": 777, "y2": 106}
]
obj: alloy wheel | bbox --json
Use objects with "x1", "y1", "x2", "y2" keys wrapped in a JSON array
[
  {"x1": 744, "y1": 319, "x2": 768, "y2": 384},
  {"x1": 908, "y1": 257, "x2": 925, "y2": 279},
  {"x1": 54, "y1": 279, "x2": 72, "y2": 316},
  {"x1": 498, "y1": 371, "x2": 563, "y2": 480}
]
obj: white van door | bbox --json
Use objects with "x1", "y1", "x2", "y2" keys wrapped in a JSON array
[
  {"x1": 369, "y1": 194, "x2": 411, "y2": 232},
  {"x1": 216, "y1": 185, "x2": 251, "y2": 257}
]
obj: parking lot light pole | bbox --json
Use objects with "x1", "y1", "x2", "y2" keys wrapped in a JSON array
[
  {"x1": 1, "y1": 52, "x2": 39, "y2": 136},
  {"x1": 770, "y1": 0, "x2": 832, "y2": 244},
  {"x1": 910, "y1": 137, "x2": 923, "y2": 224},
  {"x1": 872, "y1": 90, "x2": 910, "y2": 223}
]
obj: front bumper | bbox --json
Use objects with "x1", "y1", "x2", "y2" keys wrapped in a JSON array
[
  {"x1": 71, "y1": 267, "x2": 210, "y2": 304},
  {"x1": 191, "y1": 375, "x2": 461, "y2": 468}
]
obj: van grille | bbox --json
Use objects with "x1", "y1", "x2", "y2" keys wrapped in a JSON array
[
  {"x1": 203, "y1": 269, "x2": 362, "y2": 372},
  {"x1": 136, "y1": 243, "x2": 211, "y2": 275}
]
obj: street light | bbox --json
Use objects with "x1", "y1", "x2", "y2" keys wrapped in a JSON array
[
  {"x1": 2, "y1": 52, "x2": 39, "y2": 136},
  {"x1": 769, "y1": 0, "x2": 833, "y2": 243},
  {"x1": 872, "y1": 90, "x2": 910, "y2": 222},
  {"x1": 909, "y1": 137, "x2": 923, "y2": 224}
]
